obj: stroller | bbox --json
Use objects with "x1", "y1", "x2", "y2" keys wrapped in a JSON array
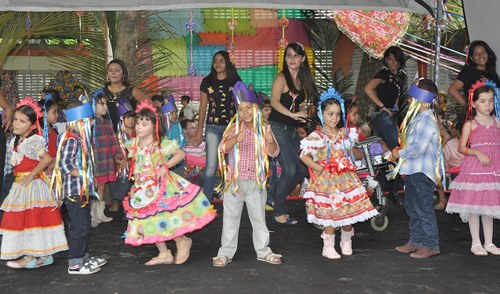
[{"x1": 354, "y1": 136, "x2": 403, "y2": 232}]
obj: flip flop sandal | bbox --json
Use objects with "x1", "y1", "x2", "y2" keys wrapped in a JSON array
[
  {"x1": 257, "y1": 252, "x2": 282, "y2": 265},
  {"x1": 212, "y1": 256, "x2": 232, "y2": 267},
  {"x1": 273, "y1": 217, "x2": 298, "y2": 225}
]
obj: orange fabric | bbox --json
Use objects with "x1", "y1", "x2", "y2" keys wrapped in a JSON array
[{"x1": 199, "y1": 32, "x2": 228, "y2": 45}]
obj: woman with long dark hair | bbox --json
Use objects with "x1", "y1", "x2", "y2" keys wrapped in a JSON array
[
  {"x1": 448, "y1": 40, "x2": 500, "y2": 107},
  {"x1": 268, "y1": 42, "x2": 318, "y2": 225},
  {"x1": 364, "y1": 46, "x2": 407, "y2": 150},
  {"x1": 190, "y1": 51, "x2": 242, "y2": 200}
]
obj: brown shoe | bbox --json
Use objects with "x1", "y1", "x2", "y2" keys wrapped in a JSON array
[
  {"x1": 395, "y1": 242, "x2": 419, "y2": 253},
  {"x1": 410, "y1": 246, "x2": 440, "y2": 259}
]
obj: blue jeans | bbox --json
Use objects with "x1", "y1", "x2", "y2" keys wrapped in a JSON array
[
  {"x1": 372, "y1": 111, "x2": 399, "y2": 150},
  {"x1": 203, "y1": 124, "x2": 226, "y2": 201},
  {"x1": 269, "y1": 121, "x2": 308, "y2": 217},
  {"x1": 404, "y1": 173, "x2": 440, "y2": 250},
  {"x1": 65, "y1": 196, "x2": 92, "y2": 267}
]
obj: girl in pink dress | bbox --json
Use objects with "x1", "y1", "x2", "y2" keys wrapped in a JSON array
[{"x1": 446, "y1": 80, "x2": 500, "y2": 256}]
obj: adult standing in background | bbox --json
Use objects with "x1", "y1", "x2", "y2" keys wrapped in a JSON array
[
  {"x1": 364, "y1": 46, "x2": 408, "y2": 150},
  {"x1": 269, "y1": 42, "x2": 318, "y2": 225},
  {"x1": 190, "y1": 51, "x2": 241, "y2": 201},
  {"x1": 0, "y1": 88, "x2": 13, "y2": 205},
  {"x1": 448, "y1": 40, "x2": 500, "y2": 107},
  {"x1": 102, "y1": 59, "x2": 149, "y2": 131}
]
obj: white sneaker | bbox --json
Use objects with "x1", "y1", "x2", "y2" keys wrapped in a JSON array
[
  {"x1": 68, "y1": 260, "x2": 101, "y2": 275},
  {"x1": 88, "y1": 256, "x2": 107, "y2": 267}
]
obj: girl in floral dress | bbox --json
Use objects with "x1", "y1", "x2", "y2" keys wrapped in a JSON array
[
  {"x1": 300, "y1": 88, "x2": 378, "y2": 260},
  {"x1": 123, "y1": 101, "x2": 217, "y2": 266}
]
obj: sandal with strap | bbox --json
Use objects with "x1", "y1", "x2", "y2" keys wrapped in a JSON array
[
  {"x1": 36, "y1": 255, "x2": 54, "y2": 268},
  {"x1": 174, "y1": 237, "x2": 192, "y2": 265},
  {"x1": 273, "y1": 216, "x2": 298, "y2": 226},
  {"x1": 257, "y1": 252, "x2": 282, "y2": 265},
  {"x1": 484, "y1": 244, "x2": 500, "y2": 255},
  {"x1": 471, "y1": 244, "x2": 488, "y2": 256},
  {"x1": 145, "y1": 255, "x2": 174, "y2": 266},
  {"x1": 6, "y1": 256, "x2": 38, "y2": 269},
  {"x1": 212, "y1": 256, "x2": 232, "y2": 267}
]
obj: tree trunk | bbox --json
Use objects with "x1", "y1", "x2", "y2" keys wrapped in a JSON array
[
  {"x1": 114, "y1": 11, "x2": 141, "y2": 72},
  {"x1": 354, "y1": 53, "x2": 381, "y2": 122}
]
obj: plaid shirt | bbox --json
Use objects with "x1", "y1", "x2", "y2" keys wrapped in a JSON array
[
  {"x1": 220, "y1": 122, "x2": 279, "y2": 180},
  {"x1": 399, "y1": 109, "x2": 440, "y2": 183},
  {"x1": 59, "y1": 135, "x2": 85, "y2": 197}
]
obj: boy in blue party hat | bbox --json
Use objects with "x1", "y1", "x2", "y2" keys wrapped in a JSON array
[
  {"x1": 391, "y1": 78, "x2": 443, "y2": 259},
  {"x1": 52, "y1": 96, "x2": 107, "y2": 274},
  {"x1": 213, "y1": 81, "x2": 282, "y2": 267}
]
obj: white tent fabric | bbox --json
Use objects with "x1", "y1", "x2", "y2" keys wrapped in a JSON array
[{"x1": 0, "y1": 0, "x2": 433, "y2": 14}]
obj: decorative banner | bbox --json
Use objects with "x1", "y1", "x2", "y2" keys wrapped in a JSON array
[{"x1": 332, "y1": 10, "x2": 410, "y2": 59}]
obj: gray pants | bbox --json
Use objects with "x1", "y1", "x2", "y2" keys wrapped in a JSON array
[{"x1": 217, "y1": 180, "x2": 272, "y2": 259}]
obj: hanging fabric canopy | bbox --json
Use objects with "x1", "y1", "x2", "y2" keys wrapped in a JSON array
[{"x1": 0, "y1": 1, "x2": 433, "y2": 14}]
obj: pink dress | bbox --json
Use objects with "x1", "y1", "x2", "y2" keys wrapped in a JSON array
[{"x1": 446, "y1": 118, "x2": 500, "y2": 222}]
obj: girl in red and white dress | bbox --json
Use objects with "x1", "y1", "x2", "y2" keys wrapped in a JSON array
[{"x1": 0, "y1": 97, "x2": 67, "y2": 269}]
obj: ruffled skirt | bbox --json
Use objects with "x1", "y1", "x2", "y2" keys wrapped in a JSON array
[
  {"x1": 123, "y1": 172, "x2": 217, "y2": 246},
  {"x1": 0, "y1": 179, "x2": 68, "y2": 259}
]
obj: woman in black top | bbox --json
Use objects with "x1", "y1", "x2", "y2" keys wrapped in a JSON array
[
  {"x1": 269, "y1": 43, "x2": 318, "y2": 225},
  {"x1": 448, "y1": 40, "x2": 500, "y2": 107},
  {"x1": 364, "y1": 46, "x2": 407, "y2": 150},
  {"x1": 191, "y1": 51, "x2": 241, "y2": 201},
  {"x1": 103, "y1": 59, "x2": 149, "y2": 131}
]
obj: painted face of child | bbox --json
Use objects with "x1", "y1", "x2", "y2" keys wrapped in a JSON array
[
  {"x1": 135, "y1": 116, "x2": 154, "y2": 139},
  {"x1": 107, "y1": 63, "x2": 124, "y2": 84},
  {"x1": 123, "y1": 115, "x2": 136, "y2": 129},
  {"x1": 237, "y1": 101, "x2": 255, "y2": 126},
  {"x1": 322, "y1": 103, "x2": 341, "y2": 131},
  {"x1": 13, "y1": 111, "x2": 35, "y2": 137},
  {"x1": 95, "y1": 98, "x2": 108, "y2": 117},
  {"x1": 348, "y1": 106, "x2": 359, "y2": 126},
  {"x1": 260, "y1": 106, "x2": 271, "y2": 122},
  {"x1": 46, "y1": 105, "x2": 58, "y2": 125}
]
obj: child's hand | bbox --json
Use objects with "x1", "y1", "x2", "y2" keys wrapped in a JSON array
[
  {"x1": 236, "y1": 131, "x2": 245, "y2": 143},
  {"x1": 475, "y1": 150, "x2": 491, "y2": 166},
  {"x1": 70, "y1": 169, "x2": 80, "y2": 177},
  {"x1": 265, "y1": 125, "x2": 274, "y2": 144},
  {"x1": 117, "y1": 157, "x2": 128, "y2": 168},
  {"x1": 156, "y1": 166, "x2": 167, "y2": 178},
  {"x1": 391, "y1": 147, "x2": 401, "y2": 161},
  {"x1": 19, "y1": 174, "x2": 34, "y2": 186}
]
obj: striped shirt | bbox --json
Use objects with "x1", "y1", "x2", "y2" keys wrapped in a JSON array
[{"x1": 399, "y1": 109, "x2": 440, "y2": 183}]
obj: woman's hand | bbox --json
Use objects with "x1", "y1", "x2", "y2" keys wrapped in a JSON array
[
  {"x1": 290, "y1": 111, "x2": 307, "y2": 121},
  {"x1": 382, "y1": 106, "x2": 393, "y2": 117}
]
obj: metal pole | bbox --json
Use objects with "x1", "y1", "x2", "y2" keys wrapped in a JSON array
[{"x1": 434, "y1": 1, "x2": 444, "y2": 84}]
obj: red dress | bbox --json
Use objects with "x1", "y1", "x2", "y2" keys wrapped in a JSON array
[{"x1": 0, "y1": 135, "x2": 68, "y2": 259}]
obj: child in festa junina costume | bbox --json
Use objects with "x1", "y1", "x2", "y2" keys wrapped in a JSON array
[
  {"x1": 123, "y1": 100, "x2": 216, "y2": 266},
  {"x1": 162, "y1": 97, "x2": 186, "y2": 176},
  {"x1": 300, "y1": 88, "x2": 378, "y2": 260},
  {"x1": 52, "y1": 96, "x2": 107, "y2": 274},
  {"x1": 91, "y1": 88, "x2": 127, "y2": 226},
  {"x1": 0, "y1": 97, "x2": 68, "y2": 269},
  {"x1": 212, "y1": 81, "x2": 282, "y2": 267},
  {"x1": 391, "y1": 79, "x2": 443, "y2": 259},
  {"x1": 446, "y1": 79, "x2": 500, "y2": 256},
  {"x1": 108, "y1": 97, "x2": 135, "y2": 212}
]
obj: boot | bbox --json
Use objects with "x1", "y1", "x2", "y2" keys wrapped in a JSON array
[
  {"x1": 340, "y1": 228, "x2": 354, "y2": 256},
  {"x1": 96, "y1": 201, "x2": 113, "y2": 222},
  {"x1": 90, "y1": 200, "x2": 101, "y2": 228},
  {"x1": 321, "y1": 232, "x2": 341, "y2": 259}
]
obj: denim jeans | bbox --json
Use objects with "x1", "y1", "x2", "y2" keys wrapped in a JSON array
[
  {"x1": 203, "y1": 124, "x2": 227, "y2": 201},
  {"x1": 65, "y1": 196, "x2": 92, "y2": 267},
  {"x1": 269, "y1": 121, "x2": 308, "y2": 217},
  {"x1": 372, "y1": 111, "x2": 399, "y2": 150},
  {"x1": 404, "y1": 173, "x2": 440, "y2": 250}
]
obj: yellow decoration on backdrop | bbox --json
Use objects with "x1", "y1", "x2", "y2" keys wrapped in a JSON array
[
  {"x1": 152, "y1": 38, "x2": 188, "y2": 76},
  {"x1": 203, "y1": 8, "x2": 256, "y2": 34}
]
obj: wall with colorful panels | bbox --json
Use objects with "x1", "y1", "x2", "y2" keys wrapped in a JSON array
[{"x1": 150, "y1": 9, "x2": 315, "y2": 101}]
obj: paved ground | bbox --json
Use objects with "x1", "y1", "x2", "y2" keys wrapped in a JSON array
[{"x1": 1, "y1": 199, "x2": 499, "y2": 294}]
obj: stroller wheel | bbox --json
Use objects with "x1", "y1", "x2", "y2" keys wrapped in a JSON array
[{"x1": 370, "y1": 214, "x2": 389, "y2": 231}]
